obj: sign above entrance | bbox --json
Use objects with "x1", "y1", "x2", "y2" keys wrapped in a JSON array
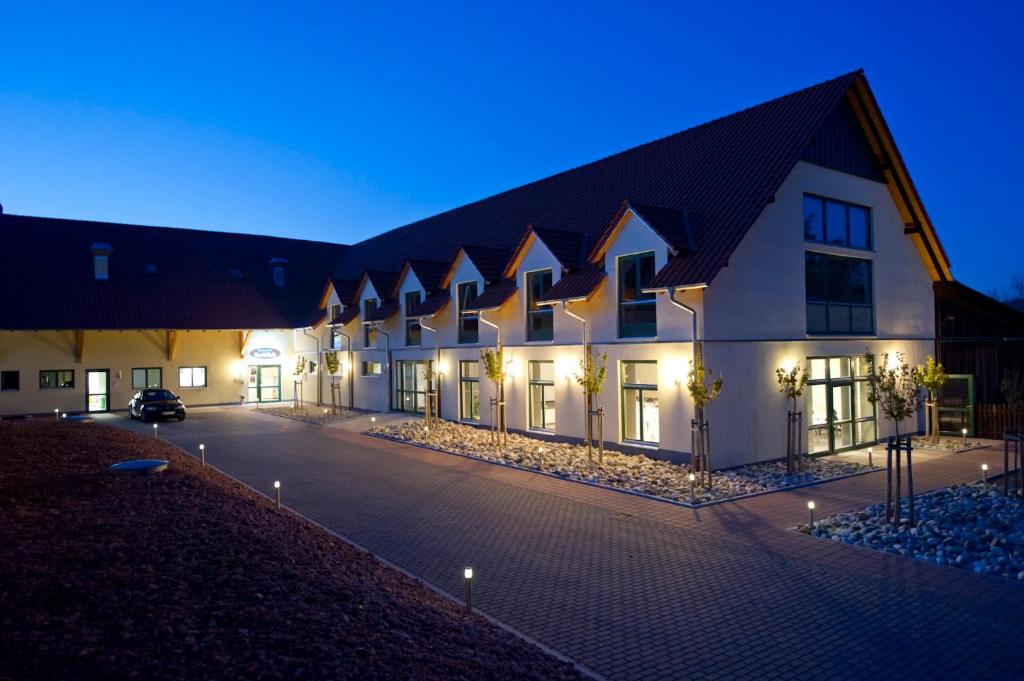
[{"x1": 249, "y1": 347, "x2": 281, "y2": 359}]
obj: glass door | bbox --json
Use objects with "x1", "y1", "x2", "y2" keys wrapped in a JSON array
[
  {"x1": 248, "y1": 365, "x2": 281, "y2": 402},
  {"x1": 396, "y1": 360, "x2": 432, "y2": 412},
  {"x1": 807, "y1": 355, "x2": 876, "y2": 455},
  {"x1": 85, "y1": 370, "x2": 109, "y2": 412}
]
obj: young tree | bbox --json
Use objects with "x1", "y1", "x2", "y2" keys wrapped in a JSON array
[
  {"x1": 324, "y1": 351, "x2": 340, "y2": 414},
  {"x1": 916, "y1": 355, "x2": 947, "y2": 443},
  {"x1": 575, "y1": 349, "x2": 608, "y2": 462},
  {"x1": 293, "y1": 355, "x2": 307, "y2": 408},
  {"x1": 866, "y1": 352, "x2": 924, "y2": 524},
  {"x1": 775, "y1": 364, "x2": 808, "y2": 473},
  {"x1": 480, "y1": 345, "x2": 507, "y2": 444},
  {"x1": 687, "y1": 351, "x2": 723, "y2": 484},
  {"x1": 1002, "y1": 368, "x2": 1024, "y2": 432}
]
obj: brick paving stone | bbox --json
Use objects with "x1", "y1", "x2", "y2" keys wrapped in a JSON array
[{"x1": 105, "y1": 408, "x2": 1022, "y2": 681}]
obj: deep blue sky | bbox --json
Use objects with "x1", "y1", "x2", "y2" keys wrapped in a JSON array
[{"x1": 1, "y1": 1, "x2": 1021, "y2": 294}]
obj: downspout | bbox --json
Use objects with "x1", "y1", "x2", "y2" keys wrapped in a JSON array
[
  {"x1": 420, "y1": 318, "x2": 442, "y2": 417},
  {"x1": 477, "y1": 310, "x2": 500, "y2": 346},
  {"x1": 665, "y1": 287, "x2": 699, "y2": 361},
  {"x1": 375, "y1": 324, "x2": 392, "y2": 412},
  {"x1": 302, "y1": 327, "x2": 322, "y2": 406},
  {"x1": 560, "y1": 301, "x2": 590, "y2": 446}
]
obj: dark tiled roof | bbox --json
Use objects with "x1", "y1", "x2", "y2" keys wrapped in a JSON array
[
  {"x1": 362, "y1": 270, "x2": 400, "y2": 301},
  {"x1": 364, "y1": 299, "x2": 400, "y2": 322},
  {"x1": 331, "y1": 305, "x2": 360, "y2": 326},
  {"x1": 630, "y1": 203, "x2": 696, "y2": 253},
  {"x1": 0, "y1": 214, "x2": 348, "y2": 330},
  {"x1": 404, "y1": 259, "x2": 450, "y2": 294},
  {"x1": 407, "y1": 292, "x2": 451, "y2": 318},
  {"x1": 460, "y1": 245, "x2": 510, "y2": 284},
  {"x1": 331, "y1": 278, "x2": 361, "y2": 306},
  {"x1": 539, "y1": 265, "x2": 607, "y2": 303},
  {"x1": 532, "y1": 227, "x2": 588, "y2": 270},
  {"x1": 463, "y1": 278, "x2": 517, "y2": 311},
  {"x1": 334, "y1": 71, "x2": 863, "y2": 288}
]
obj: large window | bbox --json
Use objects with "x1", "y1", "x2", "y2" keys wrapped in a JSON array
[
  {"x1": 330, "y1": 303, "x2": 341, "y2": 321},
  {"x1": 807, "y1": 355, "x2": 877, "y2": 454},
  {"x1": 621, "y1": 361, "x2": 659, "y2": 444},
  {"x1": 459, "y1": 360, "x2": 480, "y2": 421},
  {"x1": 178, "y1": 366, "x2": 207, "y2": 388},
  {"x1": 618, "y1": 252, "x2": 657, "y2": 337},
  {"x1": 39, "y1": 370, "x2": 74, "y2": 389},
  {"x1": 457, "y1": 282, "x2": 479, "y2": 344},
  {"x1": 1, "y1": 370, "x2": 19, "y2": 391},
  {"x1": 803, "y1": 195, "x2": 872, "y2": 249},
  {"x1": 132, "y1": 367, "x2": 162, "y2": 389},
  {"x1": 525, "y1": 270, "x2": 553, "y2": 341},
  {"x1": 361, "y1": 361, "x2": 382, "y2": 376},
  {"x1": 805, "y1": 252, "x2": 873, "y2": 334},
  {"x1": 363, "y1": 298, "x2": 378, "y2": 347},
  {"x1": 405, "y1": 291, "x2": 422, "y2": 346},
  {"x1": 528, "y1": 360, "x2": 555, "y2": 431},
  {"x1": 396, "y1": 360, "x2": 432, "y2": 412}
]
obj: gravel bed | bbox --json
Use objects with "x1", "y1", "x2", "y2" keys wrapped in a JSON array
[
  {"x1": 0, "y1": 420, "x2": 581, "y2": 680},
  {"x1": 259, "y1": 405, "x2": 362, "y2": 425},
  {"x1": 371, "y1": 420, "x2": 875, "y2": 505},
  {"x1": 911, "y1": 436, "x2": 988, "y2": 452},
  {"x1": 801, "y1": 484, "x2": 1024, "y2": 582}
]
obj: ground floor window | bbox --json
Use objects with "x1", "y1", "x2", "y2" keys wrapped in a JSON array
[
  {"x1": 396, "y1": 360, "x2": 432, "y2": 412},
  {"x1": 528, "y1": 360, "x2": 555, "y2": 430},
  {"x1": 621, "y1": 361, "x2": 659, "y2": 444},
  {"x1": 807, "y1": 355, "x2": 877, "y2": 454},
  {"x1": 460, "y1": 360, "x2": 480, "y2": 421},
  {"x1": 178, "y1": 366, "x2": 207, "y2": 388},
  {"x1": 1, "y1": 370, "x2": 19, "y2": 391},
  {"x1": 40, "y1": 369, "x2": 74, "y2": 389},
  {"x1": 362, "y1": 360, "x2": 382, "y2": 376},
  {"x1": 132, "y1": 367, "x2": 162, "y2": 389}
]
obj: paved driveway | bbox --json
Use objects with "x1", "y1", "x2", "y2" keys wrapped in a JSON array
[{"x1": 107, "y1": 407, "x2": 1022, "y2": 680}]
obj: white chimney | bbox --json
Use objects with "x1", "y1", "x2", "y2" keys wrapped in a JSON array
[
  {"x1": 269, "y1": 257, "x2": 288, "y2": 288},
  {"x1": 90, "y1": 243, "x2": 113, "y2": 280}
]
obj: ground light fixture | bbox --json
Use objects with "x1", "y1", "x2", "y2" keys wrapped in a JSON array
[
  {"x1": 274, "y1": 480, "x2": 282, "y2": 509},
  {"x1": 807, "y1": 500, "x2": 816, "y2": 526},
  {"x1": 981, "y1": 463, "x2": 989, "y2": 487},
  {"x1": 688, "y1": 472, "x2": 696, "y2": 504},
  {"x1": 962, "y1": 428, "x2": 968, "y2": 447},
  {"x1": 867, "y1": 447, "x2": 874, "y2": 467},
  {"x1": 537, "y1": 447, "x2": 544, "y2": 468},
  {"x1": 199, "y1": 443, "x2": 205, "y2": 467},
  {"x1": 54, "y1": 408, "x2": 59, "y2": 421},
  {"x1": 463, "y1": 567, "x2": 474, "y2": 613},
  {"x1": 153, "y1": 423, "x2": 158, "y2": 438},
  {"x1": 61, "y1": 412, "x2": 67, "y2": 419}
]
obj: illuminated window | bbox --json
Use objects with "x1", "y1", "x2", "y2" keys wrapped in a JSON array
[
  {"x1": 39, "y1": 370, "x2": 74, "y2": 389},
  {"x1": 132, "y1": 367, "x2": 162, "y2": 389},
  {"x1": 178, "y1": 366, "x2": 207, "y2": 388},
  {"x1": 528, "y1": 360, "x2": 555, "y2": 430},
  {"x1": 621, "y1": 361, "x2": 658, "y2": 444},
  {"x1": 459, "y1": 360, "x2": 480, "y2": 421}
]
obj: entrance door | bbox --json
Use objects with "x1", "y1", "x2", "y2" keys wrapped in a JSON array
[
  {"x1": 396, "y1": 360, "x2": 431, "y2": 412},
  {"x1": 248, "y1": 365, "x2": 281, "y2": 403},
  {"x1": 807, "y1": 355, "x2": 877, "y2": 455},
  {"x1": 85, "y1": 370, "x2": 109, "y2": 412}
]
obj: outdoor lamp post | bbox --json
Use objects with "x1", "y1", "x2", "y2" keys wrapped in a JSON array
[
  {"x1": 463, "y1": 567, "x2": 474, "y2": 613},
  {"x1": 61, "y1": 412, "x2": 67, "y2": 419},
  {"x1": 153, "y1": 423, "x2": 158, "y2": 438},
  {"x1": 867, "y1": 447, "x2": 873, "y2": 467},
  {"x1": 54, "y1": 408, "x2": 59, "y2": 421},
  {"x1": 962, "y1": 428, "x2": 968, "y2": 447},
  {"x1": 688, "y1": 472, "x2": 696, "y2": 504},
  {"x1": 274, "y1": 480, "x2": 281, "y2": 509},
  {"x1": 537, "y1": 447, "x2": 544, "y2": 469},
  {"x1": 981, "y1": 463, "x2": 989, "y2": 487},
  {"x1": 807, "y1": 500, "x2": 816, "y2": 526},
  {"x1": 199, "y1": 443, "x2": 205, "y2": 467}
]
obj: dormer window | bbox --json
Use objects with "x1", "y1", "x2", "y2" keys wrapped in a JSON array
[
  {"x1": 89, "y1": 243, "x2": 113, "y2": 281},
  {"x1": 269, "y1": 257, "x2": 289, "y2": 288}
]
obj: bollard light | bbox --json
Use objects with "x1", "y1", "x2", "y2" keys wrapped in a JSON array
[
  {"x1": 981, "y1": 463, "x2": 989, "y2": 487},
  {"x1": 274, "y1": 480, "x2": 282, "y2": 509},
  {"x1": 962, "y1": 427, "x2": 968, "y2": 447},
  {"x1": 61, "y1": 412, "x2": 67, "y2": 419},
  {"x1": 199, "y1": 443, "x2": 206, "y2": 467},
  {"x1": 153, "y1": 423, "x2": 158, "y2": 438},
  {"x1": 688, "y1": 472, "x2": 697, "y2": 504},
  {"x1": 54, "y1": 408, "x2": 59, "y2": 421},
  {"x1": 807, "y1": 500, "x2": 816, "y2": 526},
  {"x1": 463, "y1": 567, "x2": 474, "y2": 613},
  {"x1": 371, "y1": 416, "x2": 376, "y2": 425},
  {"x1": 537, "y1": 447, "x2": 544, "y2": 468},
  {"x1": 867, "y1": 447, "x2": 873, "y2": 467}
]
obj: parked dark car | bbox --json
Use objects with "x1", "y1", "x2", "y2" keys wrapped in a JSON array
[{"x1": 129, "y1": 389, "x2": 186, "y2": 421}]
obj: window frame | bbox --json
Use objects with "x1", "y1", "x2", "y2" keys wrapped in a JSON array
[
  {"x1": 1, "y1": 370, "x2": 20, "y2": 392},
  {"x1": 525, "y1": 269, "x2": 554, "y2": 342},
  {"x1": 805, "y1": 251, "x2": 875, "y2": 335},
  {"x1": 527, "y1": 360, "x2": 555, "y2": 431},
  {"x1": 457, "y1": 281, "x2": 480, "y2": 344},
  {"x1": 361, "y1": 360, "x2": 382, "y2": 377},
  {"x1": 617, "y1": 251, "x2": 657, "y2": 338},
  {"x1": 329, "y1": 303, "x2": 341, "y2": 321},
  {"x1": 803, "y1": 194, "x2": 873, "y2": 251},
  {"x1": 404, "y1": 290, "x2": 423, "y2": 346},
  {"x1": 178, "y1": 366, "x2": 208, "y2": 389},
  {"x1": 459, "y1": 360, "x2": 480, "y2": 421},
  {"x1": 39, "y1": 369, "x2": 75, "y2": 390},
  {"x1": 132, "y1": 367, "x2": 163, "y2": 390},
  {"x1": 620, "y1": 360, "x2": 659, "y2": 445},
  {"x1": 363, "y1": 298, "x2": 378, "y2": 347}
]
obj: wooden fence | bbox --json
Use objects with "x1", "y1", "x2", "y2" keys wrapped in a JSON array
[{"x1": 978, "y1": 403, "x2": 1023, "y2": 439}]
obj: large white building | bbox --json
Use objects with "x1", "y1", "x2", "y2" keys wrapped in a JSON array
[{"x1": 0, "y1": 71, "x2": 952, "y2": 468}]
